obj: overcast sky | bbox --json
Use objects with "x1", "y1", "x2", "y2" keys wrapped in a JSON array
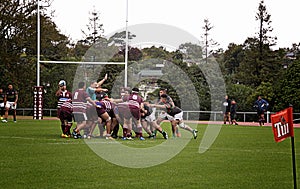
[{"x1": 50, "y1": 0, "x2": 300, "y2": 50}]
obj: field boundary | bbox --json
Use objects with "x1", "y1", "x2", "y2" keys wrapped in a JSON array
[{"x1": 8, "y1": 116, "x2": 300, "y2": 128}]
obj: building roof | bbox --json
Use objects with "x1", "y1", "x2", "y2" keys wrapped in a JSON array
[{"x1": 138, "y1": 69, "x2": 163, "y2": 77}]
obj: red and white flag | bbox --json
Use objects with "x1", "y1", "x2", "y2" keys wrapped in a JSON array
[{"x1": 271, "y1": 107, "x2": 294, "y2": 143}]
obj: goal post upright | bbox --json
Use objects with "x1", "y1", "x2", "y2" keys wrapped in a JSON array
[
  {"x1": 124, "y1": 0, "x2": 129, "y2": 88},
  {"x1": 37, "y1": 0, "x2": 41, "y2": 87}
]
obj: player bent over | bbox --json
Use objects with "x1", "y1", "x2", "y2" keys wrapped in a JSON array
[
  {"x1": 83, "y1": 102, "x2": 99, "y2": 139},
  {"x1": 87, "y1": 94, "x2": 116, "y2": 139},
  {"x1": 141, "y1": 103, "x2": 168, "y2": 139},
  {"x1": 150, "y1": 94, "x2": 198, "y2": 139},
  {"x1": 95, "y1": 101, "x2": 114, "y2": 140},
  {"x1": 59, "y1": 99, "x2": 73, "y2": 138},
  {"x1": 122, "y1": 88, "x2": 145, "y2": 140},
  {"x1": 99, "y1": 94, "x2": 119, "y2": 138},
  {"x1": 155, "y1": 88, "x2": 180, "y2": 137}
]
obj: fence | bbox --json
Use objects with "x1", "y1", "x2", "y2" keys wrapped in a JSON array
[{"x1": 14, "y1": 108, "x2": 300, "y2": 123}]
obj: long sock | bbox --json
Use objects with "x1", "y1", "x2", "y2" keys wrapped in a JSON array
[
  {"x1": 64, "y1": 125, "x2": 71, "y2": 135},
  {"x1": 123, "y1": 128, "x2": 128, "y2": 137},
  {"x1": 61, "y1": 124, "x2": 65, "y2": 133},
  {"x1": 158, "y1": 129, "x2": 163, "y2": 134}
]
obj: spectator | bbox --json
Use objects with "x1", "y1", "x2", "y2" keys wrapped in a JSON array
[
  {"x1": 222, "y1": 95, "x2": 231, "y2": 124},
  {"x1": 2, "y1": 84, "x2": 18, "y2": 123},
  {"x1": 253, "y1": 95, "x2": 269, "y2": 126},
  {"x1": 0, "y1": 88, "x2": 5, "y2": 119},
  {"x1": 230, "y1": 99, "x2": 238, "y2": 125}
]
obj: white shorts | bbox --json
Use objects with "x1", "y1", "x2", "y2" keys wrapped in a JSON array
[
  {"x1": 159, "y1": 111, "x2": 174, "y2": 121},
  {"x1": 5, "y1": 102, "x2": 17, "y2": 110},
  {"x1": 145, "y1": 111, "x2": 156, "y2": 122},
  {"x1": 173, "y1": 111, "x2": 183, "y2": 121}
]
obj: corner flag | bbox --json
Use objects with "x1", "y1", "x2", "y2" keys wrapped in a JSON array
[
  {"x1": 271, "y1": 107, "x2": 294, "y2": 143},
  {"x1": 271, "y1": 107, "x2": 297, "y2": 189}
]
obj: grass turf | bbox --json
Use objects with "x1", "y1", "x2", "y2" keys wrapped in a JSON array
[{"x1": 0, "y1": 119, "x2": 299, "y2": 189}]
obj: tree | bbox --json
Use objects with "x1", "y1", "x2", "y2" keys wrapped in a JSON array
[
  {"x1": 79, "y1": 7, "x2": 105, "y2": 46},
  {"x1": 256, "y1": 0, "x2": 277, "y2": 61},
  {"x1": 202, "y1": 19, "x2": 219, "y2": 64},
  {"x1": 108, "y1": 31, "x2": 136, "y2": 47},
  {"x1": 231, "y1": 1, "x2": 279, "y2": 87},
  {"x1": 178, "y1": 42, "x2": 203, "y2": 62},
  {"x1": 274, "y1": 60, "x2": 300, "y2": 112},
  {"x1": 0, "y1": 0, "x2": 72, "y2": 109},
  {"x1": 222, "y1": 43, "x2": 244, "y2": 76}
]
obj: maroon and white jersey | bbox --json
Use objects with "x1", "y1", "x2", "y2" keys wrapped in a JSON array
[
  {"x1": 124, "y1": 93, "x2": 143, "y2": 108},
  {"x1": 100, "y1": 100, "x2": 113, "y2": 112},
  {"x1": 72, "y1": 89, "x2": 90, "y2": 113},
  {"x1": 57, "y1": 90, "x2": 72, "y2": 109},
  {"x1": 60, "y1": 99, "x2": 73, "y2": 114}
]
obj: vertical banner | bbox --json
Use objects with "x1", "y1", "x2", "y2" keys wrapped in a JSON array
[
  {"x1": 271, "y1": 107, "x2": 294, "y2": 143},
  {"x1": 33, "y1": 86, "x2": 43, "y2": 120}
]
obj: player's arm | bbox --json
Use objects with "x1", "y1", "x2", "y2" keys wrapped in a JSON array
[
  {"x1": 149, "y1": 103, "x2": 167, "y2": 109},
  {"x1": 140, "y1": 102, "x2": 145, "y2": 113},
  {"x1": 109, "y1": 98, "x2": 123, "y2": 103},
  {"x1": 168, "y1": 96, "x2": 175, "y2": 107},
  {"x1": 97, "y1": 73, "x2": 108, "y2": 86},
  {"x1": 95, "y1": 87, "x2": 108, "y2": 93},
  {"x1": 86, "y1": 97, "x2": 97, "y2": 107},
  {"x1": 14, "y1": 92, "x2": 18, "y2": 105},
  {"x1": 3, "y1": 94, "x2": 6, "y2": 105},
  {"x1": 55, "y1": 88, "x2": 61, "y2": 97}
]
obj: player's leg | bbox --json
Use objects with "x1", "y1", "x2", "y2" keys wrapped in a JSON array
[
  {"x1": 0, "y1": 103, "x2": 4, "y2": 119},
  {"x1": 223, "y1": 113, "x2": 227, "y2": 124},
  {"x1": 174, "y1": 112, "x2": 198, "y2": 139},
  {"x1": 64, "y1": 113, "x2": 73, "y2": 137},
  {"x1": 73, "y1": 112, "x2": 87, "y2": 139},
  {"x1": 59, "y1": 110, "x2": 67, "y2": 137},
  {"x1": 149, "y1": 120, "x2": 168, "y2": 139},
  {"x1": 227, "y1": 112, "x2": 231, "y2": 125},
  {"x1": 12, "y1": 103, "x2": 17, "y2": 122},
  {"x1": 130, "y1": 107, "x2": 144, "y2": 140},
  {"x1": 100, "y1": 112, "x2": 113, "y2": 139},
  {"x1": 111, "y1": 118, "x2": 119, "y2": 138},
  {"x1": 2, "y1": 102, "x2": 11, "y2": 122},
  {"x1": 141, "y1": 119, "x2": 153, "y2": 138},
  {"x1": 57, "y1": 108, "x2": 65, "y2": 133},
  {"x1": 146, "y1": 112, "x2": 167, "y2": 139}
]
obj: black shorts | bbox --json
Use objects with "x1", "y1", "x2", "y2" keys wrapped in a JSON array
[
  {"x1": 86, "y1": 106, "x2": 98, "y2": 122},
  {"x1": 73, "y1": 112, "x2": 87, "y2": 123},
  {"x1": 59, "y1": 110, "x2": 73, "y2": 124}
]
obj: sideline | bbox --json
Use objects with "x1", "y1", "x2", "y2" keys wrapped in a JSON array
[{"x1": 10, "y1": 116, "x2": 300, "y2": 128}]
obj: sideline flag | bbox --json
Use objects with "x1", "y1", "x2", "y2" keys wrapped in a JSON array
[
  {"x1": 271, "y1": 107, "x2": 294, "y2": 143},
  {"x1": 271, "y1": 107, "x2": 297, "y2": 189}
]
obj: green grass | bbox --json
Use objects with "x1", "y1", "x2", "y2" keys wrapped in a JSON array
[{"x1": 0, "y1": 120, "x2": 299, "y2": 189}]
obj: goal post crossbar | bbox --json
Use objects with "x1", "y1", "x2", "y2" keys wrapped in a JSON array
[{"x1": 39, "y1": 60, "x2": 126, "y2": 65}]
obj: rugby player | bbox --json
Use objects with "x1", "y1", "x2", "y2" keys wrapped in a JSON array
[
  {"x1": 72, "y1": 82, "x2": 98, "y2": 139},
  {"x1": 55, "y1": 80, "x2": 72, "y2": 137},
  {"x1": 58, "y1": 99, "x2": 73, "y2": 138},
  {"x1": 151, "y1": 94, "x2": 198, "y2": 139}
]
